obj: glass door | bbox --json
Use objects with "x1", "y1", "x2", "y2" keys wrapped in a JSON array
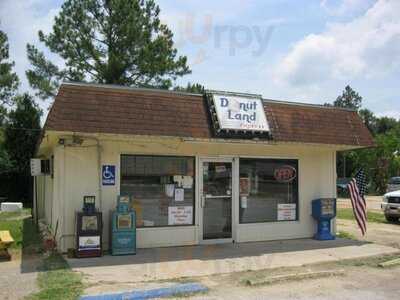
[{"x1": 200, "y1": 160, "x2": 233, "y2": 241}]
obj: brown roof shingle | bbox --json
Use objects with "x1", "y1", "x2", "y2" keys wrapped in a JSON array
[{"x1": 44, "y1": 82, "x2": 374, "y2": 148}]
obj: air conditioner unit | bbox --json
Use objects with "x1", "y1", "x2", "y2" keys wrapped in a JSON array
[{"x1": 30, "y1": 159, "x2": 51, "y2": 176}]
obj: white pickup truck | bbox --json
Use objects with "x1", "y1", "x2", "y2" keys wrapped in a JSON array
[{"x1": 381, "y1": 190, "x2": 400, "y2": 223}]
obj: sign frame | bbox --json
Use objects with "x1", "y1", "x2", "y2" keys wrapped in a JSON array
[
  {"x1": 206, "y1": 91, "x2": 271, "y2": 139},
  {"x1": 212, "y1": 93, "x2": 270, "y2": 132},
  {"x1": 274, "y1": 165, "x2": 297, "y2": 183},
  {"x1": 102, "y1": 165, "x2": 116, "y2": 186},
  {"x1": 30, "y1": 159, "x2": 42, "y2": 176}
]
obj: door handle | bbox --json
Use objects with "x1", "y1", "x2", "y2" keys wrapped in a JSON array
[{"x1": 201, "y1": 195, "x2": 205, "y2": 208}]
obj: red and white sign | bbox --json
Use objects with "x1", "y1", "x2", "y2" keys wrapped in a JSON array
[
  {"x1": 274, "y1": 165, "x2": 297, "y2": 183},
  {"x1": 277, "y1": 204, "x2": 297, "y2": 221}
]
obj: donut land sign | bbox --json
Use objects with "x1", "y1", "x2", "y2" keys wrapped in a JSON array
[{"x1": 211, "y1": 94, "x2": 270, "y2": 132}]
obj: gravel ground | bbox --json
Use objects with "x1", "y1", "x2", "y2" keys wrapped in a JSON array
[
  {"x1": 337, "y1": 195, "x2": 400, "y2": 249},
  {"x1": 180, "y1": 198, "x2": 400, "y2": 299},
  {"x1": 80, "y1": 196, "x2": 400, "y2": 300},
  {"x1": 188, "y1": 265, "x2": 400, "y2": 300},
  {"x1": 338, "y1": 219, "x2": 400, "y2": 249},
  {"x1": 0, "y1": 250, "x2": 40, "y2": 300}
]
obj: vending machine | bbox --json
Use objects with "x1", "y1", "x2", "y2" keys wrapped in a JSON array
[
  {"x1": 312, "y1": 198, "x2": 336, "y2": 240},
  {"x1": 110, "y1": 195, "x2": 136, "y2": 255},
  {"x1": 76, "y1": 196, "x2": 103, "y2": 258}
]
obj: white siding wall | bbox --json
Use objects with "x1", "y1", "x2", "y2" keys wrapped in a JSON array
[
  {"x1": 51, "y1": 136, "x2": 337, "y2": 252},
  {"x1": 36, "y1": 155, "x2": 54, "y2": 226},
  {"x1": 44, "y1": 175, "x2": 53, "y2": 226},
  {"x1": 36, "y1": 176, "x2": 45, "y2": 220},
  {"x1": 57, "y1": 145, "x2": 100, "y2": 251}
]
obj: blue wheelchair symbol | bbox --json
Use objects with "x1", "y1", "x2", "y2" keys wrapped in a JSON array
[{"x1": 102, "y1": 165, "x2": 115, "y2": 186}]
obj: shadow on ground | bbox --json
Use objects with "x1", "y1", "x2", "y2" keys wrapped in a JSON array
[
  {"x1": 20, "y1": 217, "x2": 42, "y2": 273},
  {"x1": 67, "y1": 238, "x2": 368, "y2": 269}
]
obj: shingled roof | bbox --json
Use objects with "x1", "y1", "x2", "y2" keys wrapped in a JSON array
[{"x1": 44, "y1": 82, "x2": 374, "y2": 148}]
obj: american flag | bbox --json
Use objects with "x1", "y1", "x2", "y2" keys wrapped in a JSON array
[{"x1": 347, "y1": 169, "x2": 367, "y2": 235}]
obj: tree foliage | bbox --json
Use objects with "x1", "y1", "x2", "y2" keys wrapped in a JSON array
[
  {"x1": 0, "y1": 29, "x2": 19, "y2": 106},
  {"x1": 351, "y1": 129, "x2": 400, "y2": 194},
  {"x1": 4, "y1": 94, "x2": 42, "y2": 174},
  {"x1": 359, "y1": 108, "x2": 376, "y2": 134},
  {"x1": 26, "y1": 0, "x2": 191, "y2": 100},
  {"x1": 333, "y1": 85, "x2": 362, "y2": 111},
  {"x1": 0, "y1": 29, "x2": 20, "y2": 172},
  {"x1": 332, "y1": 85, "x2": 400, "y2": 194},
  {"x1": 0, "y1": 130, "x2": 13, "y2": 173},
  {"x1": 174, "y1": 82, "x2": 205, "y2": 93}
]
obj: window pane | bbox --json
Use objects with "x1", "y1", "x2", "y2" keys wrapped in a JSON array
[
  {"x1": 239, "y1": 159, "x2": 298, "y2": 223},
  {"x1": 120, "y1": 155, "x2": 195, "y2": 228}
]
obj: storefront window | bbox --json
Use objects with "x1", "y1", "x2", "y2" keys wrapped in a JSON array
[
  {"x1": 120, "y1": 155, "x2": 195, "y2": 228},
  {"x1": 239, "y1": 159, "x2": 298, "y2": 223}
]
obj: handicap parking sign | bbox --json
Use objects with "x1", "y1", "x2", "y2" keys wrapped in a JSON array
[{"x1": 102, "y1": 165, "x2": 115, "y2": 186}]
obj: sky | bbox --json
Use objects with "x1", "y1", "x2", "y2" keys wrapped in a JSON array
[{"x1": 0, "y1": 0, "x2": 399, "y2": 120}]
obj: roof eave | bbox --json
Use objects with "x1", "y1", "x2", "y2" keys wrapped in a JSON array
[{"x1": 41, "y1": 129, "x2": 373, "y2": 150}]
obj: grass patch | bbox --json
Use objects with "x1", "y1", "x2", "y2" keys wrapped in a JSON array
[
  {"x1": 0, "y1": 209, "x2": 35, "y2": 249},
  {"x1": 336, "y1": 254, "x2": 400, "y2": 268},
  {"x1": 0, "y1": 209, "x2": 84, "y2": 300},
  {"x1": 0, "y1": 208, "x2": 31, "y2": 220},
  {"x1": 26, "y1": 252, "x2": 84, "y2": 300},
  {"x1": 166, "y1": 290, "x2": 209, "y2": 299},
  {"x1": 337, "y1": 208, "x2": 386, "y2": 223},
  {"x1": 336, "y1": 230, "x2": 357, "y2": 240}
]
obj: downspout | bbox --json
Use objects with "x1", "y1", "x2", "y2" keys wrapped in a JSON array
[
  {"x1": 98, "y1": 139, "x2": 102, "y2": 210},
  {"x1": 62, "y1": 145, "x2": 66, "y2": 251},
  {"x1": 33, "y1": 176, "x2": 38, "y2": 226},
  {"x1": 332, "y1": 150, "x2": 337, "y2": 235}
]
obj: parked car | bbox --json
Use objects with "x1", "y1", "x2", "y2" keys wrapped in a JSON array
[
  {"x1": 387, "y1": 177, "x2": 400, "y2": 193},
  {"x1": 381, "y1": 190, "x2": 400, "y2": 223},
  {"x1": 337, "y1": 178, "x2": 351, "y2": 197}
]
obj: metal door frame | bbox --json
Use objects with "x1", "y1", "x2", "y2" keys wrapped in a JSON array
[{"x1": 198, "y1": 157, "x2": 236, "y2": 244}]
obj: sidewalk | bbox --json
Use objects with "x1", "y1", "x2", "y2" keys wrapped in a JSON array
[{"x1": 68, "y1": 238, "x2": 398, "y2": 288}]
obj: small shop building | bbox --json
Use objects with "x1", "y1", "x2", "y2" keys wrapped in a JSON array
[{"x1": 34, "y1": 82, "x2": 374, "y2": 253}]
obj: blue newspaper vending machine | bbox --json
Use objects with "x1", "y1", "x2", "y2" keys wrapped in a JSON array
[
  {"x1": 110, "y1": 195, "x2": 136, "y2": 255},
  {"x1": 312, "y1": 198, "x2": 336, "y2": 240}
]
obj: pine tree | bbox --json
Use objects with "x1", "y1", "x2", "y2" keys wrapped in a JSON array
[
  {"x1": 333, "y1": 85, "x2": 362, "y2": 111},
  {"x1": 26, "y1": 0, "x2": 190, "y2": 100},
  {"x1": 4, "y1": 94, "x2": 42, "y2": 174},
  {"x1": 174, "y1": 83, "x2": 205, "y2": 94},
  {"x1": 0, "y1": 30, "x2": 19, "y2": 105}
]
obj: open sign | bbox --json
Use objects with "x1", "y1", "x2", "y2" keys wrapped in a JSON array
[{"x1": 274, "y1": 165, "x2": 297, "y2": 183}]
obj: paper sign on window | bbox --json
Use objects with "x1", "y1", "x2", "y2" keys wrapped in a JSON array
[
  {"x1": 277, "y1": 204, "x2": 296, "y2": 221},
  {"x1": 174, "y1": 188, "x2": 184, "y2": 202},
  {"x1": 168, "y1": 206, "x2": 193, "y2": 225}
]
